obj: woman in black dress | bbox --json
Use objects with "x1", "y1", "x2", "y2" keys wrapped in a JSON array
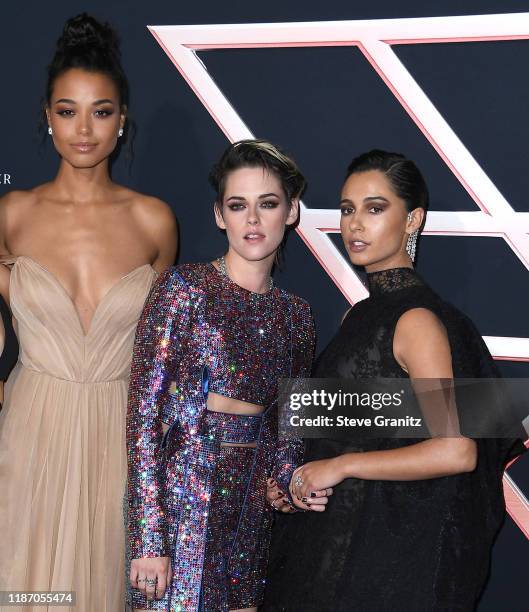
[{"x1": 263, "y1": 150, "x2": 526, "y2": 611}]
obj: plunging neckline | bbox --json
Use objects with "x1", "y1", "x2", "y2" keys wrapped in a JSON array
[{"x1": 13, "y1": 256, "x2": 155, "y2": 338}]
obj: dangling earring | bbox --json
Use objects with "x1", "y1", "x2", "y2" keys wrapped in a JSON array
[
  {"x1": 406, "y1": 211, "x2": 419, "y2": 262},
  {"x1": 118, "y1": 128, "x2": 124, "y2": 138},
  {"x1": 48, "y1": 126, "x2": 53, "y2": 135}
]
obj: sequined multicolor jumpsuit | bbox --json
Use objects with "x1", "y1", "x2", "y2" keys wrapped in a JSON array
[{"x1": 126, "y1": 263, "x2": 315, "y2": 611}]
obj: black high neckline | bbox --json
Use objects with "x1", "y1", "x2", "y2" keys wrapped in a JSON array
[{"x1": 367, "y1": 267, "x2": 423, "y2": 296}]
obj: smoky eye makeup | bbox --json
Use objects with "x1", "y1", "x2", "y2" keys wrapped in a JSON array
[
  {"x1": 368, "y1": 200, "x2": 389, "y2": 211},
  {"x1": 226, "y1": 202, "x2": 245, "y2": 211},
  {"x1": 260, "y1": 199, "x2": 280, "y2": 208},
  {"x1": 94, "y1": 108, "x2": 115, "y2": 117}
]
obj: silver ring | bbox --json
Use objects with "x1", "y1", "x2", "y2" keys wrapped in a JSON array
[
  {"x1": 145, "y1": 578, "x2": 157, "y2": 587},
  {"x1": 137, "y1": 578, "x2": 146, "y2": 584},
  {"x1": 271, "y1": 498, "x2": 280, "y2": 510},
  {"x1": 294, "y1": 474, "x2": 304, "y2": 488}
]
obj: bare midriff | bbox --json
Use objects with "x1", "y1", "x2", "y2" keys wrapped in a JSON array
[{"x1": 162, "y1": 391, "x2": 263, "y2": 448}]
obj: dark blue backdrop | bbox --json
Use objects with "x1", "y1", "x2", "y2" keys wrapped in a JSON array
[{"x1": 1, "y1": 1, "x2": 528, "y2": 609}]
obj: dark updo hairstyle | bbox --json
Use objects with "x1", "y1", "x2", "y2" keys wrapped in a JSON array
[
  {"x1": 46, "y1": 13, "x2": 129, "y2": 108},
  {"x1": 42, "y1": 13, "x2": 133, "y2": 157},
  {"x1": 345, "y1": 149, "x2": 429, "y2": 221},
  {"x1": 209, "y1": 139, "x2": 307, "y2": 209}
]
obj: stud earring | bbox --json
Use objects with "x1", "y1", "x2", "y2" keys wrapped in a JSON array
[
  {"x1": 406, "y1": 211, "x2": 418, "y2": 262},
  {"x1": 118, "y1": 128, "x2": 124, "y2": 138},
  {"x1": 48, "y1": 126, "x2": 53, "y2": 135}
]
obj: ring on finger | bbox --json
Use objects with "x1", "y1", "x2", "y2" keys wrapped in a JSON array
[
  {"x1": 146, "y1": 578, "x2": 157, "y2": 587},
  {"x1": 294, "y1": 474, "x2": 304, "y2": 488},
  {"x1": 271, "y1": 498, "x2": 280, "y2": 510}
]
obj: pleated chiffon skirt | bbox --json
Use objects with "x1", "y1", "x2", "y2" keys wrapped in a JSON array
[{"x1": 0, "y1": 365, "x2": 128, "y2": 611}]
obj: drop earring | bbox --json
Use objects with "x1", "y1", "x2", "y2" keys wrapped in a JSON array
[
  {"x1": 48, "y1": 126, "x2": 53, "y2": 135},
  {"x1": 118, "y1": 128, "x2": 124, "y2": 138},
  {"x1": 406, "y1": 211, "x2": 418, "y2": 262}
]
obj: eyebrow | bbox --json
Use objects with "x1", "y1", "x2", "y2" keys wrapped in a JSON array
[
  {"x1": 339, "y1": 195, "x2": 390, "y2": 206},
  {"x1": 54, "y1": 98, "x2": 115, "y2": 105},
  {"x1": 364, "y1": 195, "x2": 389, "y2": 203},
  {"x1": 226, "y1": 192, "x2": 280, "y2": 202},
  {"x1": 258, "y1": 192, "x2": 280, "y2": 199}
]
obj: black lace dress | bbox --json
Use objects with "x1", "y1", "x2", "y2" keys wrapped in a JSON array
[{"x1": 262, "y1": 267, "x2": 525, "y2": 612}]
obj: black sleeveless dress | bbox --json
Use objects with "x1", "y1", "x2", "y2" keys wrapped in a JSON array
[{"x1": 262, "y1": 267, "x2": 525, "y2": 612}]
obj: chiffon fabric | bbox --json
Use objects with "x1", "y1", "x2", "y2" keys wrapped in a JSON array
[
  {"x1": 0, "y1": 256, "x2": 155, "y2": 611},
  {"x1": 264, "y1": 267, "x2": 526, "y2": 612}
]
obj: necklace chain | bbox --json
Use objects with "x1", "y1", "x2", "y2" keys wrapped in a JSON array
[{"x1": 217, "y1": 255, "x2": 274, "y2": 292}]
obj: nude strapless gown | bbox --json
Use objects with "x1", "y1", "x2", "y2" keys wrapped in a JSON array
[{"x1": 0, "y1": 256, "x2": 156, "y2": 612}]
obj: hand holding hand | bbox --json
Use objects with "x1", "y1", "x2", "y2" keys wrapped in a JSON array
[
  {"x1": 266, "y1": 478, "x2": 296, "y2": 513},
  {"x1": 290, "y1": 457, "x2": 344, "y2": 501},
  {"x1": 267, "y1": 477, "x2": 333, "y2": 512}
]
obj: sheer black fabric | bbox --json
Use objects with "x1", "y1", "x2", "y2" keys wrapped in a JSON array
[{"x1": 262, "y1": 267, "x2": 526, "y2": 612}]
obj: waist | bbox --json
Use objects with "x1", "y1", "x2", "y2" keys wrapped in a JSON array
[
  {"x1": 16, "y1": 362, "x2": 129, "y2": 385},
  {"x1": 163, "y1": 409, "x2": 263, "y2": 450},
  {"x1": 205, "y1": 409, "x2": 263, "y2": 444}
]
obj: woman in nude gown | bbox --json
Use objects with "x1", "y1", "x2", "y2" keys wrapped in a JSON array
[{"x1": 0, "y1": 14, "x2": 176, "y2": 611}]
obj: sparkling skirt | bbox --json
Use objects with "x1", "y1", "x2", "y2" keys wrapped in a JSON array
[
  {"x1": 202, "y1": 445, "x2": 256, "y2": 610},
  {"x1": 128, "y1": 410, "x2": 262, "y2": 612}
]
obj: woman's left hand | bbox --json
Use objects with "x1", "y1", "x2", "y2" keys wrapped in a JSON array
[
  {"x1": 266, "y1": 478, "x2": 296, "y2": 513},
  {"x1": 290, "y1": 457, "x2": 345, "y2": 500}
]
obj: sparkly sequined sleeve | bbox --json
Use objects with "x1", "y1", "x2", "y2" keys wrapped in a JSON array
[
  {"x1": 271, "y1": 298, "x2": 316, "y2": 497},
  {"x1": 126, "y1": 268, "x2": 191, "y2": 559}
]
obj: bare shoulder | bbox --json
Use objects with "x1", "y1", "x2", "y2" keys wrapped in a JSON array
[
  {"x1": 0, "y1": 188, "x2": 39, "y2": 215},
  {"x1": 122, "y1": 189, "x2": 178, "y2": 269},
  {"x1": 127, "y1": 190, "x2": 177, "y2": 230},
  {"x1": 0, "y1": 189, "x2": 42, "y2": 244},
  {"x1": 395, "y1": 307, "x2": 447, "y2": 338},
  {"x1": 394, "y1": 308, "x2": 452, "y2": 376}
]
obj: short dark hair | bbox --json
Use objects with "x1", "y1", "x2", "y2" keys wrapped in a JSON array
[
  {"x1": 46, "y1": 13, "x2": 129, "y2": 108},
  {"x1": 209, "y1": 139, "x2": 307, "y2": 206},
  {"x1": 345, "y1": 149, "x2": 429, "y2": 215}
]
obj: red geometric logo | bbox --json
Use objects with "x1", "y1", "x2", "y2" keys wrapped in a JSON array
[{"x1": 149, "y1": 12, "x2": 529, "y2": 538}]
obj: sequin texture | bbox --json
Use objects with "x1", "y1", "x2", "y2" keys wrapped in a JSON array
[{"x1": 126, "y1": 263, "x2": 315, "y2": 611}]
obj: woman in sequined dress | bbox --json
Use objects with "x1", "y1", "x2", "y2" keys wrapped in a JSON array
[
  {"x1": 126, "y1": 140, "x2": 331, "y2": 612},
  {"x1": 263, "y1": 150, "x2": 526, "y2": 611}
]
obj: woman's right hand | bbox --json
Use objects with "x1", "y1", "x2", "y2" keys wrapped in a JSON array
[
  {"x1": 130, "y1": 556, "x2": 172, "y2": 601},
  {"x1": 266, "y1": 478, "x2": 332, "y2": 512}
]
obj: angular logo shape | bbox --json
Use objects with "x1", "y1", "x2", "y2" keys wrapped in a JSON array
[{"x1": 150, "y1": 13, "x2": 529, "y2": 538}]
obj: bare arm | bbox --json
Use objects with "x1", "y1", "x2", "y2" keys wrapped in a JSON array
[
  {"x1": 135, "y1": 196, "x2": 178, "y2": 273},
  {"x1": 0, "y1": 314, "x2": 4, "y2": 405},
  {"x1": 292, "y1": 308, "x2": 477, "y2": 498},
  {"x1": 0, "y1": 191, "x2": 23, "y2": 304},
  {"x1": 0, "y1": 266, "x2": 10, "y2": 305}
]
